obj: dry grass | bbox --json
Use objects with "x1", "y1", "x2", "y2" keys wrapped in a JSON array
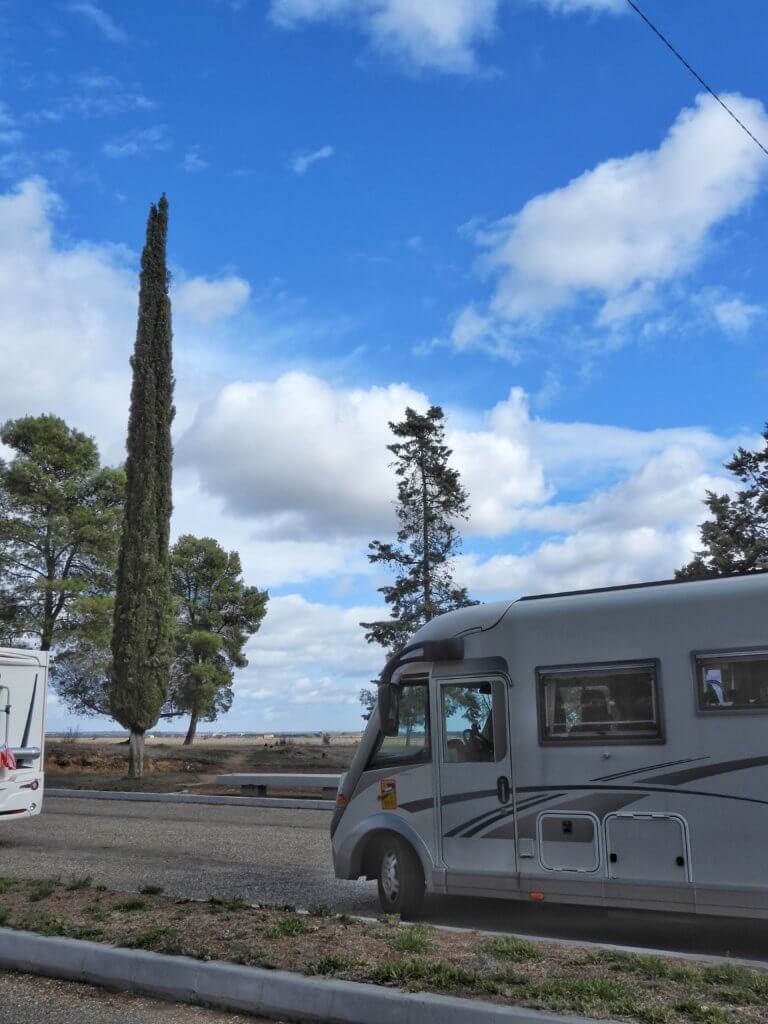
[{"x1": 0, "y1": 877, "x2": 765, "y2": 1023}]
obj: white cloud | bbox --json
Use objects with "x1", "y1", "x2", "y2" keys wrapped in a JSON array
[
  {"x1": 102, "y1": 124, "x2": 169, "y2": 159},
  {"x1": 179, "y1": 145, "x2": 209, "y2": 173},
  {"x1": 0, "y1": 177, "x2": 136, "y2": 458},
  {"x1": 271, "y1": 0, "x2": 500, "y2": 74},
  {"x1": 291, "y1": 144, "x2": 334, "y2": 175},
  {"x1": 454, "y1": 93, "x2": 768, "y2": 350},
  {"x1": 68, "y1": 2, "x2": 129, "y2": 43},
  {"x1": 270, "y1": 0, "x2": 622, "y2": 73},
  {"x1": 239, "y1": 593, "x2": 384, "y2": 709},
  {"x1": 457, "y1": 445, "x2": 733, "y2": 598},
  {"x1": 179, "y1": 373, "x2": 427, "y2": 538},
  {"x1": 707, "y1": 293, "x2": 764, "y2": 335},
  {"x1": 533, "y1": 0, "x2": 623, "y2": 12},
  {"x1": 173, "y1": 275, "x2": 251, "y2": 325}
]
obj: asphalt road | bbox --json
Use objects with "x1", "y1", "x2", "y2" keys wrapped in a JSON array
[
  {"x1": 0, "y1": 796, "x2": 766, "y2": 963},
  {"x1": 0, "y1": 971, "x2": 272, "y2": 1023}
]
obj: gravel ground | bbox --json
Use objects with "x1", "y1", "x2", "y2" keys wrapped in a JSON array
[
  {"x1": 0, "y1": 797, "x2": 765, "y2": 962},
  {"x1": 0, "y1": 972, "x2": 272, "y2": 1023}
]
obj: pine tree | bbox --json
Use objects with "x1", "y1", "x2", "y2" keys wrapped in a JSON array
[
  {"x1": 360, "y1": 406, "x2": 476, "y2": 655},
  {"x1": 0, "y1": 414, "x2": 124, "y2": 651},
  {"x1": 677, "y1": 426, "x2": 768, "y2": 579},
  {"x1": 168, "y1": 535, "x2": 268, "y2": 745},
  {"x1": 110, "y1": 195, "x2": 175, "y2": 778}
]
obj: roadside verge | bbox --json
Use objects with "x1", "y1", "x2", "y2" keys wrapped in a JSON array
[{"x1": 0, "y1": 928, "x2": 603, "y2": 1024}]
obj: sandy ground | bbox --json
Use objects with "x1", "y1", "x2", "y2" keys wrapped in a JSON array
[{"x1": 44, "y1": 735, "x2": 361, "y2": 793}]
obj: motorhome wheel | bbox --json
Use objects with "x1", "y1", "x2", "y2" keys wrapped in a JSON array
[{"x1": 376, "y1": 836, "x2": 424, "y2": 919}]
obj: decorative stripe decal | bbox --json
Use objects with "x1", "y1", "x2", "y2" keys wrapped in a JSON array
[
  {"x1": 591, "y1": 756, "x2": 707, "y2": 783},
  {"x1": 643, "y1": 755, "x2": 768, "y2": 786},
  {"x1": 20, "y1": 674, "x2": 37, "y2": 750}
]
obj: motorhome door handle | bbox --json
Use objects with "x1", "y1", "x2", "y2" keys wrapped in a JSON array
[
  {"x1": 496, "y1": 776, "x2": 510, "y2": 804},
  {"x1": 676, "y1": 856, "x2": 685, "y2": 867},
  {"x1": 609, "y1": 853, "x2": 617, "y2": 863}
]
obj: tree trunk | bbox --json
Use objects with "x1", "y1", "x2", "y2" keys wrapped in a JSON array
[
  {"x1": 183, "y1": 711, "x2": 198, "y2": 746},
  {"x1": 127, "y1": 728, "x2": 145, "y2": 778},
  {"x1": 419, "y1": 452, "x2": 431, "y2": 621}
]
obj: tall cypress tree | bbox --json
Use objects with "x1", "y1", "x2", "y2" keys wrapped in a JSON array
[
  {"x1": 360, "y1": 405, "x2": 476, "y2": 655},
  {"x1": 111, "y1": 195, "x2": 175, "y2": 778}
]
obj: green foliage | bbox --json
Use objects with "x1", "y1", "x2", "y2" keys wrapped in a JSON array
[
  {"x1": 64, "y1": 876, "x2": 92, "y2": 892},
  {"x1": 28, "y1": 878, "x2": 59, "y2": 902},
  {"x1": 266, "y1": 914, "x2": 310, "y2": 938},
  {"x1": 0, "y1": 414, "x2": 124, "y2": 651},
  {"x1": 360, "y1": 406, "x2": 476, "y2": 657},
  {"x1": 110, "y1": 195, "x2": 175, "y2": 775},
  {"x1": 124, "y1": 926, "x2": 182, "y2": 954},
  {"x1": 482, "y1": 936, "x2": 543, "y2": 963},
  {"x1": 305, "y1": 954, "x2": 355, "y2": 975},
  {"x1": 389, "y1": 923, "x2": 434, "y2": 954},
  {"x1": 205, "y1": 895, "x2": 249, "y2": 914},
  {"x1": 677, "y1": 427, "x2": 768, "y2": 578},
  {"x1": 166, "y1": 535, "x2": 268, "y2": 743},
  {"x1": 113, "y1": 897, "x2": 147, "y2": 912}
]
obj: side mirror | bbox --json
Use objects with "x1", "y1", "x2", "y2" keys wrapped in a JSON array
[{"x1": 378, "y1": 682, "x2": 400, "y2": 736}]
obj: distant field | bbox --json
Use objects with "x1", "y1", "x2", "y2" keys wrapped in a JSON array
[{"x1": 44, "y1": 733, "x2": 362, "y2": 794}]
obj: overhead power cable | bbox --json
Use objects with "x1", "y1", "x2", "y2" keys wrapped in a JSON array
[{"x1": 625, "y1": 0, "x2": 768, "y2": 160}]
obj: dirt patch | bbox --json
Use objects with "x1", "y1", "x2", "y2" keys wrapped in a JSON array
[{"x1": 0, "y1": 876, "x2": 764, "y2": 1023}]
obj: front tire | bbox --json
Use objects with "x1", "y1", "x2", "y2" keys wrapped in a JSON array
[{"x1": 376, "y1": 836, "x2": 425, "y2": 920}]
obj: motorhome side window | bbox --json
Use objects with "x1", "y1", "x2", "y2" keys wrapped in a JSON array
[
  {"x1": 367, "y1": 681, "x2": 430, "y2": 769},
  {"x1": 696, "y1": 651, "x2": 768, "y2": 711},
  {"x1": 538, "y1": 662, "x2": 661, "y2": 743},
  {"x1": 441, "y1": 683, "x2": 495, "y2": 763}
]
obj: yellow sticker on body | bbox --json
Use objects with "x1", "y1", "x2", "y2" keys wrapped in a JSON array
[{"x1": 380, "y1": 778, "x2": 397, "y2": 810}]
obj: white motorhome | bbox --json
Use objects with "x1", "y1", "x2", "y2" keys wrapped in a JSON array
[
  {"x1": 331, "y1": 572, "x2": 768, "y2": 919},
  {"x1": 0, "y1": 648, "x2": 48, "y2": 821}
]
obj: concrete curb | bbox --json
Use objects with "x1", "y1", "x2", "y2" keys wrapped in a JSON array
[
  {"x1": 46, "y1": 789, "x2": 334, "y2": 810},
  {"x1": 0, "y1": 928, "x2": 617, "y2": 1024}
]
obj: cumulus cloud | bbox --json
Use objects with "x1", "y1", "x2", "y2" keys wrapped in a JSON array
[
  {"x1": 271, "y1": 0, "x2": 500, "y2": 74},
  {"x1": 454, "y1": 93, "x2": 768, "y2": 351},
  {"x1": 179, "y1": 373, "x2": 553, "y2": 540},
  {"x1": 456, "y1": 442, "x2": 733, "y2": 598},
  {"x1": 708, "y1": 294, "x2": 765, "y2": 333},
  {"x1": 291, "y1": 144, "x2": 334, "y2": 175},
  {"x1": 230, "y1": 593, "x2": 385, "y2": 724},
  {"x1": 270, "y1": 0, "x2": 621, "y2": 73},
  {"x1": 173, "y1": 275, "x2": 251, "y2": 325}
]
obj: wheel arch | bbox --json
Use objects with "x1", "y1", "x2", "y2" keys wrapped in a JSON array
[{"x1": 345, "y1": 814, "x2": 435, "y2": 883}]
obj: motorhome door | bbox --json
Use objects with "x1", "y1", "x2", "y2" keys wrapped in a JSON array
[{"x1": 435, "y1": 677, "x2": 516, "y2": 875}]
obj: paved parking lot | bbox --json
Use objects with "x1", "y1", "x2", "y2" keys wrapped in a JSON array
[{"x1": 1, "y1": 796, "x2": 765, "y2": 963}]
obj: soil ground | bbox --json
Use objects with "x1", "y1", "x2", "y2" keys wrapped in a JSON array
[
  {"x1": 44, "y1": 735, "x2": 360, "y2": 794},
  {"x1": 0, "y1": 876, "x2": 765, "y2": 1024}
]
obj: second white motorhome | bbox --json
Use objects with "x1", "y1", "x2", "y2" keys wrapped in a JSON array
[
  {"x1": 331, "y1": 572, "x2": 768, "y2": 920},
  {"x1": 0, "y1": 647, "x2": 48, "y2": 821}
]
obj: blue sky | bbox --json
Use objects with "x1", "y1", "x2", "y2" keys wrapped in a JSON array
[{"x1": 2, "y1": 0, "x2": 768, "y2": 731}]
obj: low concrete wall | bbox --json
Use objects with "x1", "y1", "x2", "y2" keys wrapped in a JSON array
[{"x1": 46, "y1": 788, "x2": 334, "y2": 810}]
